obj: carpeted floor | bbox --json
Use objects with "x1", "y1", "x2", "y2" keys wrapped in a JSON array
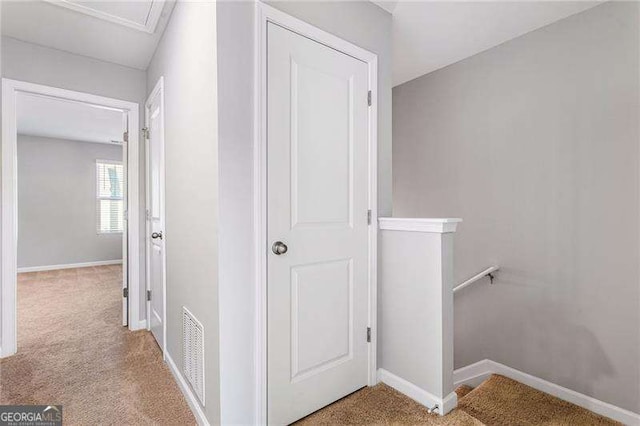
[
  {"x1": 295, "y1": 384, "x2": 483, "y2": 425},
  {"x1": 1, "y1": 266, "x2": 622, "y2": 426},
  {"x1": 0, "y1": 265, "x2": 195, "y2": 425},
  {"x1": 296, "y1": 375, "x2": 620, "y2": 425}
]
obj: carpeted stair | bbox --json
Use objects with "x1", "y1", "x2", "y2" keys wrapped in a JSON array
[
  {"x1": 296, "y1": 374, "x2": 621, "y2": 425},
  {"x1": 454, "y1": 374, "x2": 621, "y2": 426}
]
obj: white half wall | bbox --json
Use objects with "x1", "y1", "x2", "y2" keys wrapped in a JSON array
[{"x1": 378, "y1": 218, "x2": 460, "y2": 415}]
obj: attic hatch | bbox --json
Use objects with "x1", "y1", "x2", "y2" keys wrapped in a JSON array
[{"x1": 44, "y1": 0, "x2": 165, "y2": 34}]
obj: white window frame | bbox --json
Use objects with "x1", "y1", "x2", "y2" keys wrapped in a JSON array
[{"x1": 96, "y1": 159, "x2": 125, "y2": 235}]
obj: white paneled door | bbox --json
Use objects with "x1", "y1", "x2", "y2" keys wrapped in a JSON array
[
  {"x1": 267, "y1": 23, "x2": 371, "y2": 425},
  {"x1": 145, "y1": 78, "x2": 165, "y2": 351}
]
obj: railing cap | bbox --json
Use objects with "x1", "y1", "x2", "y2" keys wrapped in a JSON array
[{"x1": 378, "y1": 217, "x2": 462, "y2": 234}]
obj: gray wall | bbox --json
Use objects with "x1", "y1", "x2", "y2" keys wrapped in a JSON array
[
  {"x1": 392, "y1": 2, "x2": 639, "y2": 413},
  {"x1": 18, "y1": 135, "x2": 122, "y2": 268},
  {"x1": 1, "y1": 37, "x2": 148, "y2": 325},
  {"x1": 146, "y1": 1, "x2": 220, "y2": 422},
  {"x1": 216, "y1": 1, "x2": 392, "y2": 422},
  {"x1": 2, "y1": 37, "x2": 146, "y2": 104}
]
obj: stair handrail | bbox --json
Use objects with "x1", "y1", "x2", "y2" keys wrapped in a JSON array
[{"x1": 453, "y1": 266, "x2": 499, "y2": 293}]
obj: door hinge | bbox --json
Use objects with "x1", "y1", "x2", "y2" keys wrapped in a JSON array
[
  {"x1": 367, "y1": 209, "x2": 372, "y2": 225},
  {"x1": 367, "y1": 327, "x2": 371, "y2": 343},
  {"x1": 367, "y1": 90, "x2": 372, "y2": 106},
  {"x1": 147, "y1": 290, "x2": 152, "y2": 301},
  {"x1": 142, "y1": 127, "x2": 150, "y2": 140},
  {"x1": 146, "y1": 209, "x2": 151, "y2": 220},
  {"x1": 123, "y1": 131, "x2": 129, "y2": 143},
  {"x1": 123, "y1": 287, "x2": 129, "y2": 298}
]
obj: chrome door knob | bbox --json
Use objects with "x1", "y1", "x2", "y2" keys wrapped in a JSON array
[
  {"x1": 272, "y1": 241, "x2": 288, "y2": 255},
  {"x1": 151, "y1": 231, "x2": 163, "y2": 240}
]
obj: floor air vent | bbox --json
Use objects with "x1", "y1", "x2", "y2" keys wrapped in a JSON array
[{"x1": 183, "y1": 307, "x2": 205, "y2": 405}]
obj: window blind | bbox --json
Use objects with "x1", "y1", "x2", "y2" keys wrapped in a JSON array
[{"x1": 96, "y1": 160, "x2": 124, "y2": 234}]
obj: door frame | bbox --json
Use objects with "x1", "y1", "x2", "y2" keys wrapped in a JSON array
[
  {"x1": 144, "y1": 76, "x2": 167, "y2": 359},
  {"x1": 254, "y1": 4, "x2": 379, "y2": 423},
  {"x1": 0, "y1": 78, "x2": 141, "y2": 358}
]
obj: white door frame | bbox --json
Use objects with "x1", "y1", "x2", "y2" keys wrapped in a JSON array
[
  {"x1": 0, "y1": 78, "x2": 142, "y2": 358},
  {"x1": 144, "y1": 76, "x2": 167, "y2": 359},
  {"x1": 254, "y1": 4, "x2": 379, "y2": 423}
]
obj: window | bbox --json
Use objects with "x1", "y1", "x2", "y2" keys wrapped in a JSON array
[{"x1": 96, "y1": 160, "x2": 124, "y2": 234}]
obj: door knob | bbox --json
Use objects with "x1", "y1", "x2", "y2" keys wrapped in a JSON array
[
  {"x1": 151, "y1": 231, "x2": 163, "y2": 240},
  {"x1": 272, "y1": 241, "x2": 288, "y2": 255}
]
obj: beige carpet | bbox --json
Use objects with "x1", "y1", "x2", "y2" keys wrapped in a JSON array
[
  {"x1": 296, "y1": 384, "x2": 483, "y2": 425},
  {"x1": 0, "y1": 265, "x2": 195, "y2": 425},
  {"x1": 457, "y1": 374, "x2": 621, "y2": 426},
  {"x1": 297, "y1": 375, "x2": 620, "y2": 425}
]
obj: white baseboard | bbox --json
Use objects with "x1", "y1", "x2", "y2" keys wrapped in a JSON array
[
  {"x1": 166, "y1": 352, "x2": 210, "y2": 426},
  {"x1": 377, "y1": 368, "x2": 457, "y2": 415},
  {"x1": 131, "y1": 320, "x2": 147, "y2": 331},
  {"x1": 17, "y1": 259, "x2": 123, "y2": 273},
  {"x1": 0, "y1": 346, "x2": 16, "y2": 359},
  {"x1": 454, "y1": 359, "x2": 640, "y2": 425},
  {"x1": 453, "y1": 359, "x2": 493, "y2": 388}
]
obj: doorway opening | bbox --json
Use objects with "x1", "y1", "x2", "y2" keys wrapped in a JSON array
[{"x1": 1, "y1": 79, "x2": 141, "y2": 357}]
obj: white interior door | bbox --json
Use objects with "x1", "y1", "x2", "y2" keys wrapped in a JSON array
[
  {"x1": 267, "y1": 23, "x2": 371, "y2": 425},
  {"x1": 145, "y1": 79, "x2": 166, "y2": 351}
]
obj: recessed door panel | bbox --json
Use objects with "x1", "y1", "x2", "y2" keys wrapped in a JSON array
[
  {"x1": 291, "y1": 61, "x2": 352, "y2": 228},
  {"x1": 291, "y1": 259, "x2": 352, "y2": 381}
]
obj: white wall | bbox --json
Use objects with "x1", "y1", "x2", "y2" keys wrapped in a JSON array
[
  {"x1": 216, "y1": 2, "x2": 255, "y2": 424},
  {"x1": 379, "y1": 228, "x2": 455, "y2": 408},
  {"x1": 392, "y1": 2, "x2": 640, "y2": 413},
  {"x1": 1, "y1": 37, "x2": 148, "y2": 326},
  {"x1": 146, "y1": 1, "x2": 220, "y2": 422},
  {"x1": 17, "y1": 135, "x2": 122, "y2": 268},
  {"x1": 216, "y1": 1, "x2": 392, "y2": 423}
]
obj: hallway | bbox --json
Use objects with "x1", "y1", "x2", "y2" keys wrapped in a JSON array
[{"x1": 0, "y1": 265, "x2": 195, "y2": 425}]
